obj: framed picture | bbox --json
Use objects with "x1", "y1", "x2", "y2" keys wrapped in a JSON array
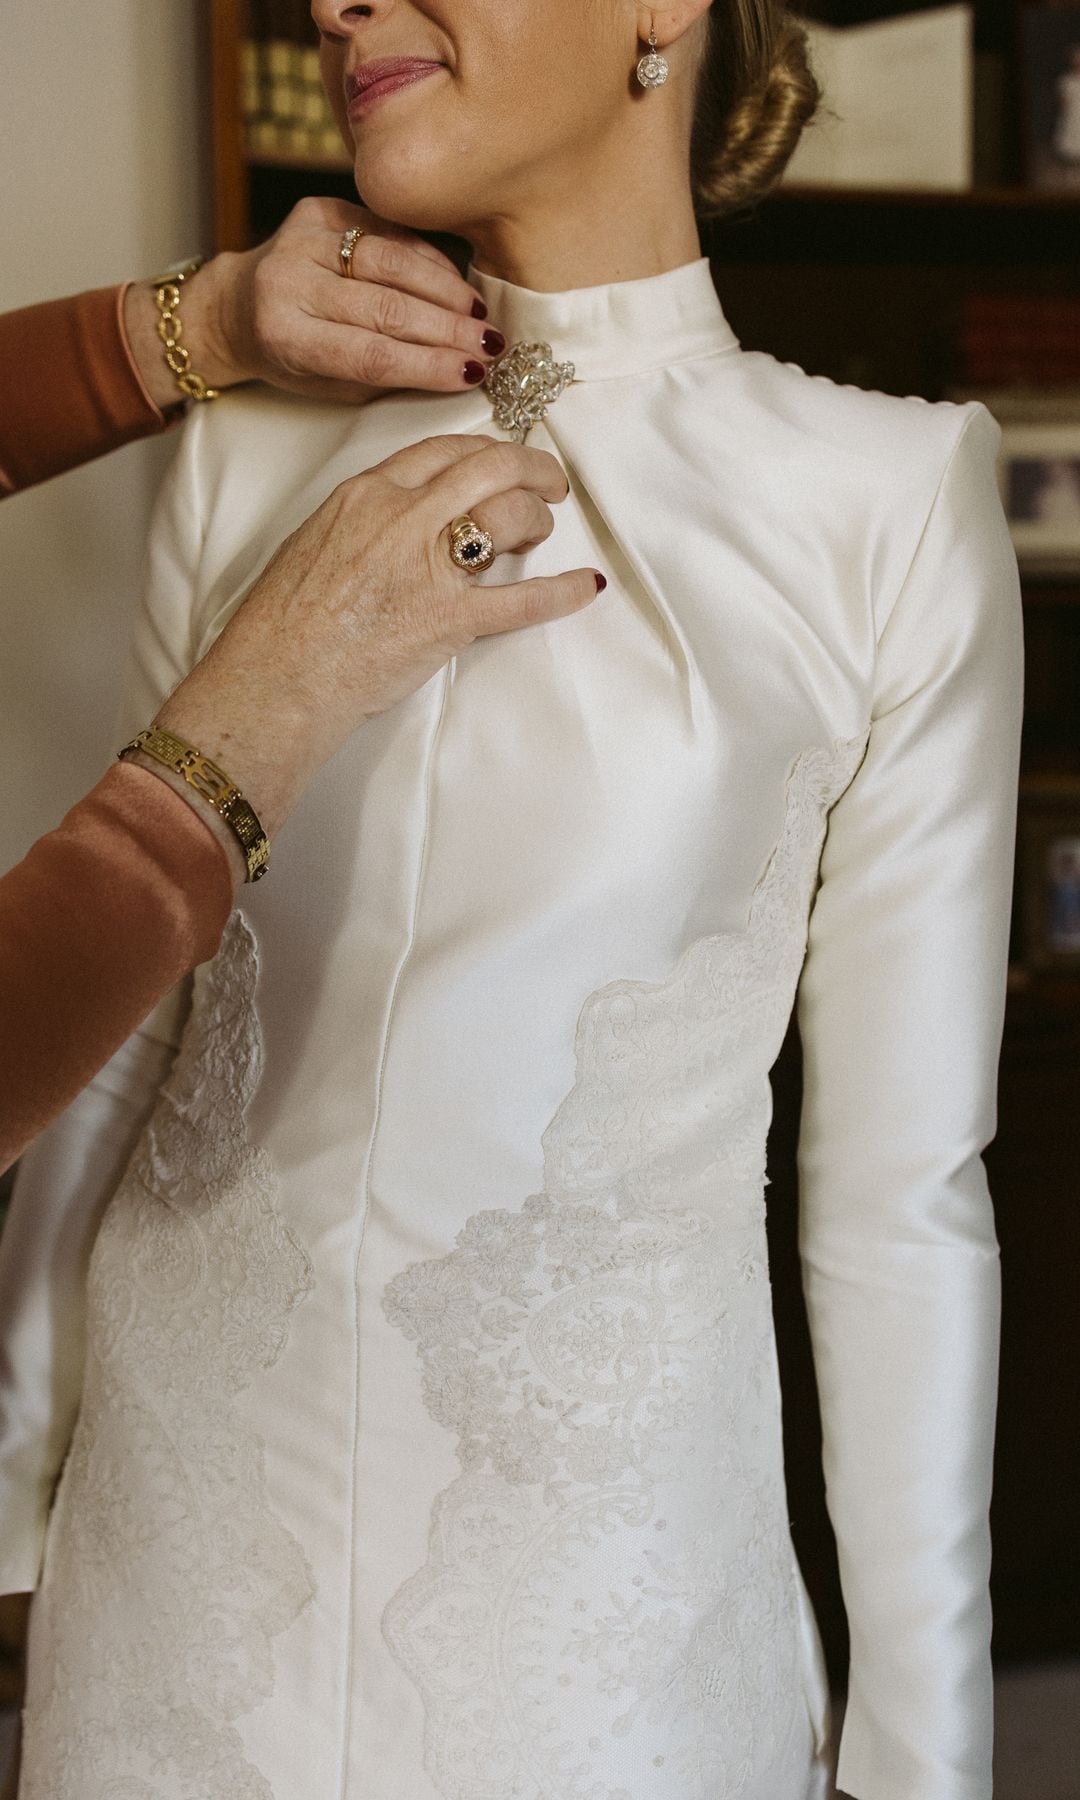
[
  {"x1": 1021, "y1": 3, "x2": 1080, "y2": 191},
  {"x1": 998, "y1": 419, "x2": 1080, "y2": 576},
  {"x1": 1018, "y1": 781, "x2": 1080, "y2": 973},
  {"x1": 949, "y1": 390, "x2": 1080, "y2": 576}
]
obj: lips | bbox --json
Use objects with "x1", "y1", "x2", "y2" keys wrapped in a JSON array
[{"x1": 346, "y1": 58, "x2": 443, "y2": 113}]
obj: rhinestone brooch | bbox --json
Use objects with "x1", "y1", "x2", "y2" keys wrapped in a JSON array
[{"x1": 484, "y1": 341, "x2": 575, "y2": 442}]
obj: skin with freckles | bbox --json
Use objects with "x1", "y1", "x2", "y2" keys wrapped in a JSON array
[{"x1": 313, "y1": 0, "x2": 715, "y2": 292}]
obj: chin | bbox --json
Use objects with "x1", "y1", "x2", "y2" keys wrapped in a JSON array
[{"x1": 350, "y1": 141, "x2": 480, "y2": 239}]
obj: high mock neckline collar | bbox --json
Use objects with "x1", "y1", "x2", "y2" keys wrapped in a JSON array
[{"x1": 467, "y1": 257, "x2": 739, "y2": 383}]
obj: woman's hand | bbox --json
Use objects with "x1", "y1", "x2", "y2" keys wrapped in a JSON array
[
  {"x1": 125, "y1": 199, "x2": 503, "y2": 411},
  {"x1": 145, "y1": 435, "x2": 605, "y2": 881}
]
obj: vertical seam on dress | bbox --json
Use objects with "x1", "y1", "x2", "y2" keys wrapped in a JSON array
[{"x1": 337, "y1": 661, "x2": 455, "y2": 1800}]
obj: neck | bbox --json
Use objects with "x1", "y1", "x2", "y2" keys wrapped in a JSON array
[{"x1": 464, "y1": 130, "x2": 703, "y2": 293}]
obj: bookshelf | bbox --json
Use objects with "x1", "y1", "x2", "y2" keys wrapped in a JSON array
[{"x1": 209, "y1": 0, "x2": 1080, "y2": 1678}]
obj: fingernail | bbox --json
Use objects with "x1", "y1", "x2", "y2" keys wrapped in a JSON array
[
  {"x1": 471, "y1": 296, "x2": 488, "y2": 320},
  {"x1": 463, "y1": 360, "x2": 487, "y2": 385},
  {"x1": 594, "y1": 571, "x2": 608, "y2": 593},
  {"x1": 481, "y1": 328, "x2": 506, "y2": 357}
]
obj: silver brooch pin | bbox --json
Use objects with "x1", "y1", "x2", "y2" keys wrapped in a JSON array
[{"x1": 484, "y1": 341, "x2": 575, "y2": 442}]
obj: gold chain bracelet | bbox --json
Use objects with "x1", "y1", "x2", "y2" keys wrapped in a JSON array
[
  {"x1": 119, "y1": 727, "x2": 269, "y2": 882},
  {"x1": 152, "y1": 259, "x2": 220, "y2": 405}
]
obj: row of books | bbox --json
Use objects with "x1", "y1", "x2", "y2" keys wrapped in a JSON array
[
  {"x1": 958, "y1": 295, "x2": 1080, "y2": 388},
  {"x1": 241, "y1": 37, "x2": 348, "y2": 164}
]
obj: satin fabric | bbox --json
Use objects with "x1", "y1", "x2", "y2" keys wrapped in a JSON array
[{"x1": 2, "y1": 259, "x2": 1022, "y2": 1800}]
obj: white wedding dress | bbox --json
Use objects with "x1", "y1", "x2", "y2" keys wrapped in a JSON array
[{"x1": 1, "y1": 259, "x2": 1022, "y2": 1800}]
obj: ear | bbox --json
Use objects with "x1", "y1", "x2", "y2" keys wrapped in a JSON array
[{"x1": 637, "y1": 0, "x2": 712, "y2": 49}]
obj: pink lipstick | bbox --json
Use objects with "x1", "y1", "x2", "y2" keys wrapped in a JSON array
[{"x1": 346, "y1": 59, "x2": 443, "y2": 116}]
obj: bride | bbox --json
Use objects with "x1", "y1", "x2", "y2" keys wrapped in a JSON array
[{"x1": 6, "y1": 2, "x2": 1021, "y2": 1796}]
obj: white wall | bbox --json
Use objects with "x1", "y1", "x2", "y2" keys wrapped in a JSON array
[{"x1": 0, "y1": 0, "x2": 212, "y2": 875}]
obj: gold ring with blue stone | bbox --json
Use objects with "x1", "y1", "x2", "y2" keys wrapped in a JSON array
[{"x1": 448, "y1": 514, "x2": 496, "y2": 574}]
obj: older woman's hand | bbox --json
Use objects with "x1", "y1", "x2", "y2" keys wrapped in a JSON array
[
  {"x1": 125, "y1": 199, "x2": 501, "y2": 411},
  {"x1": 142, "y1": 435, "x2": 604, "y2": 882}
]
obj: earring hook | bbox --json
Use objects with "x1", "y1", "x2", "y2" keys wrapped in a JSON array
[{"x1": 636, "y1": 17, "x2": 670, "y2": 88}]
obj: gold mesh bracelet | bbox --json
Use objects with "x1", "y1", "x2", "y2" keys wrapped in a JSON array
[
  {"x1": 119, "y1": 727, "x2": 270, "y2": 883},
  {"x1": 151, "y1": 259, "x2": 220, "y2": 405}
]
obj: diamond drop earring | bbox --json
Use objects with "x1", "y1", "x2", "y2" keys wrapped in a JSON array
[{"x1": 636, "y1": 27, "x2": 670, "y2": 89}]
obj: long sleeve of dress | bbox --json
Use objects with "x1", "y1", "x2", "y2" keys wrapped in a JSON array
[
  {"x1": 0, "y1": 284, "x2": 172, "y2": 497},
  {"x1": 0, "y1": 1025, "x2": 178, "y2": 1591},
  {"x1": 0, "y1": 408, "x2": 211, "y2": 1592},
  {"x1": 0, "y1": 284, "x2": 229, "y2": 1169},
  {"x1": 0, "y1": 762, "x2": 233, "y2": 1176},
  {"x1": 796, "y1": 404, "x2": 1023, "y2": 1799}
]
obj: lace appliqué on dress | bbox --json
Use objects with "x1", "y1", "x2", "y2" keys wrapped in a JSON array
[
  {"x1": 381, "y1": 737, "x2": 868, "y2": 1800},
  {"x1": 20, "y1": 913, "x2": 314, "y2": 1800}
]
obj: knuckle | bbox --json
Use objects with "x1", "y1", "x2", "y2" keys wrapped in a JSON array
[
  {"x1": 375, "y1": 286, "x2": 410, "y2": 339},
  {"x1": 506, "y1": 489, "x2": 535, "y2": 533},
  {"x1": 250, "y1": 262, "x2": 284, "y2": 334},
  {"x1": 537, "y1": 449, "x2": 569, "y2": 492},
  {"x1": 358, "y1": 334, "x2": 398, "y2": 387},
  {"x1": 518, "y1": 580, "x2": 547, "y2": 627},
  {"x1": 372, "y1": 235, "x2": 408, "y2": 285},
  {"x1": 420, "y1": 433, "x2": 464, "y2": 460},
  {"x1": 405, "y1": 433, "x2": 463, "y2": 476},
  {"x1": 530, "y1": 500, "x2": 556, "y2": 542},
  {"x1": 336, "y1": 469, "x2": 369, "y2": 501},
  {"x1": 449, "y1": 311, "x2": 483, "y2": 351},
  {"x1": 481, "y1": 442, "x2": 527, "y2": 488}
]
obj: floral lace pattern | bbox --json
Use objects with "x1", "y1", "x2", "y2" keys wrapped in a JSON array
[
  {"x1": 381, "y1": 737, "x2": 867, "y2": 1800},
  {"x1": 20, "y1": 914, "x2": 314, "y2": 1800}
]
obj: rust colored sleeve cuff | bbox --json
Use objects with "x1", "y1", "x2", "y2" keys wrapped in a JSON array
[
  {"x1": 0, "y1": 763, "x2": 234, "y2": 1172},
  {"x1": 0, "y1": 285, "x2": 177, "y2": 497}
]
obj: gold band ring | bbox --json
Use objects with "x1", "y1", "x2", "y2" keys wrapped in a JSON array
[
  {"x1": 448, "y1": 514, "x2": 496, "y2": 574},
  {"x1": 339, "y1": 226, "x2": 364, "y2": 278}
]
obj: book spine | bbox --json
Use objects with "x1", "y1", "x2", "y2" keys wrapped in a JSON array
[{"x1": 243, "y1": 0, "x2": 348, "y2": 163}]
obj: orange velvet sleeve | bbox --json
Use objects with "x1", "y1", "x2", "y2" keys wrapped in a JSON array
[
  {"x1": 0, "y1": 763, "x2": 233, "y2": 1173},
  {"x1": 0, "y1": 285, "x2": 176, "y2": 496}
]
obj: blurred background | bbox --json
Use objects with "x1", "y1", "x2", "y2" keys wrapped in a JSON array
[{"x1": 1, "y1": 0, "x2": 1079, "y2": 1792}]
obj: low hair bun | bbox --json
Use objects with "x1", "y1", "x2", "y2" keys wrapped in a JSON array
[{"x1": 692, "y1": 8, "x2": 820, "y2": 218}]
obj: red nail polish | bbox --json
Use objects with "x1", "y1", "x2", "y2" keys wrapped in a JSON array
[
  {"x1": 481, "y1": 328, "x2": 506, "y2": 357},
  {"x1": 594, "y1": 572, "x2": 608, "y2": 593},
  {"x1": 463, "y1": 360, "x2": 486, "y2": 385},
  {"x1": 471, "y1": 296, "x2": 488, "y2": 320}
]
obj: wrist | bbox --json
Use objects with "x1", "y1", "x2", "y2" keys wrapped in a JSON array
[
  {"x1": 122, "y1": 257, "x2": 248, "y2": 413},
  {"x1": 177, "y1": 253, "x2": 252, "y2": 391},
  {"x1": 125, "y1": 751, "x2": 249, "y2": 890},
  {"x1": 123, "y1": 717, "x2": 280, "y2": 885},
  {"x1": 152, "y1": 697, "x2": 310, "y2": 844}
]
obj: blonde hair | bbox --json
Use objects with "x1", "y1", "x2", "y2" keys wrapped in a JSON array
[{"x1": 691, "y1": 3, "x2": 820, "y2": 217}]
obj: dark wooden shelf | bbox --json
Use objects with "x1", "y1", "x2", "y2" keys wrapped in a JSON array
[
  {"x1": 247, "y1": 148, "x2": 351, "y2": 174},
  {"x1": 241, "y1": 163, "x2": 1080, "y2": 210},
  {"x1": 1007, "y1": 965, "x2": 1080, "y2": 1008},
  {"x1": 1021, "y1": 577, "x2": 1080, "y2": 607},
  {"x1": 774, "y1": 182, "x2": 1080, "y2": 209},
  {"x1": 243, "y1": 164, "x2": 1080, "y2": 208}
]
